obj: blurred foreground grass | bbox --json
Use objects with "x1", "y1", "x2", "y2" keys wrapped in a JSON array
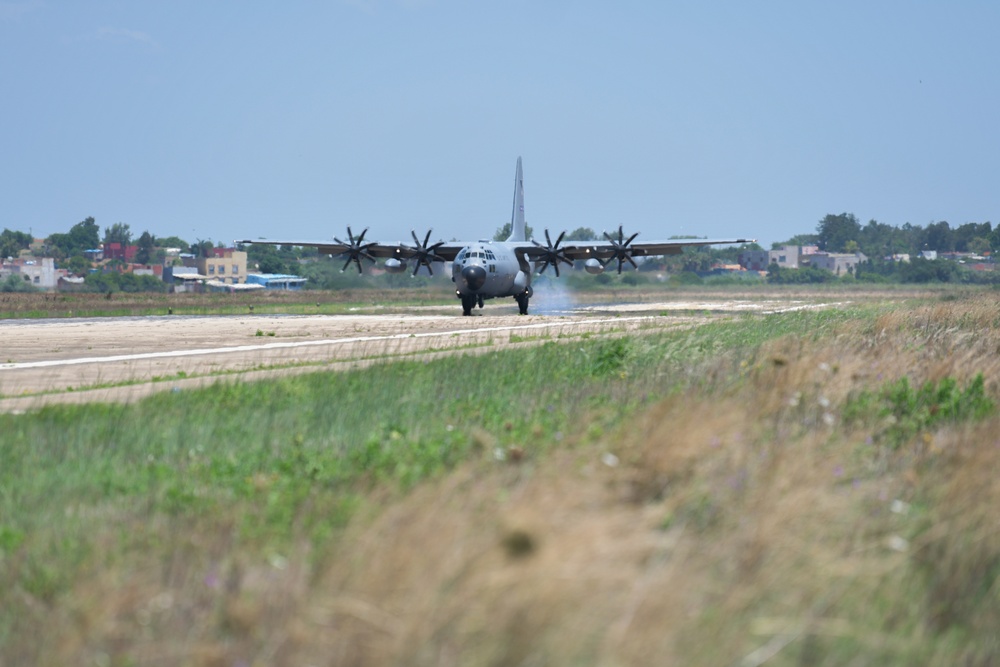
[{"x1": 4, "y1": 293, "x2": 1000, "y2": 665}]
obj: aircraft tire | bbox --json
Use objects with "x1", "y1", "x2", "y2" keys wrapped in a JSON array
[
  {"x1": 516, "y1": 294, "x2": 529, "y2": 315},
  {"x1": 461, "y1": 295, "x2": 476, "y2": 316}
]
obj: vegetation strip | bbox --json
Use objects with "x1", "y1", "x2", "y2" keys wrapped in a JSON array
[
  {"x1": 7, "y1": 294, "x2": 1000, "y2": 664},
  {"x1": 0, "y1": 315, "x2": 654, "y2": 370}
]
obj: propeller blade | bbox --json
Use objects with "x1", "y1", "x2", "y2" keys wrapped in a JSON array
[
  {"x1": 534, "y1": 228, "x2": 572, "y2": 276},
  {"x1": 336, "y1": 226, "x2": 375, "y2": 273}
]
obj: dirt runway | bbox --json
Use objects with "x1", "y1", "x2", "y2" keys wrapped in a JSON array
[{"x1": 0, "y1": 297, "x2": 834, "y2": 413}]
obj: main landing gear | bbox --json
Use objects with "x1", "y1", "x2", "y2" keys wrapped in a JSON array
[
  {"x1": 515, "y1": 287, "x2": 532, "y2": 315},
  {"x1": 515, "y1": 293, "x2": 529, "y2": 315}
]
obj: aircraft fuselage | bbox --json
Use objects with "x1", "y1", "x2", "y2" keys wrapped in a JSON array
[{"x1": 452, "y1": 241, "x2": 532, "y2": 315}]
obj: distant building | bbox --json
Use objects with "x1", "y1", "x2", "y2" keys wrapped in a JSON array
[
  {"x1": 1, "y1": 257, "x2": 61, "y2": 289},
  {"x1": 246, "y1": 273, "x2": 307, "y2": 290},
  {"x1": 739, "y1": 245, "x2": 819, "y2": 271},
  {"x1": 164, "y1": 265, "x2": 206, "y2": 293},
  {"x1": 130, "y1": 264, "x2": 164, "y2": 279},
  {"x1": 740, "y1": 246, "x2": 865, "y2": 275},
  {"x1": 103, "y1": 242, "x2": 138, "y2": 262},
  {"x1": 183, "y1": 249, "x2": 247, "y2": 285},
  {"x1": 807, "y1": 252, "x2": 868, "y2": 275},
  {"x1": 58, "y1": 276, "x2": 87, "y2": 291},
  {"x1": 205, "y1": 280, "x2": 264, "y2": 293}
]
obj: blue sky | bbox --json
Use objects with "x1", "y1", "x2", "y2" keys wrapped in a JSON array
[{"x1": 2, "y1": 1, "x2": 998, "y2": 249}]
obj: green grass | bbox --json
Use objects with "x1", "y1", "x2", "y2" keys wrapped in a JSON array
[
  {"x1": 11, "y1": 295, "x2": 1000, "y2": 664},
  {"x1": 0, "y1": 310, "x2": 840, "y2": 591},
  {"x1": 844, "y1": 374, "x2": 995, "y2": 448}
]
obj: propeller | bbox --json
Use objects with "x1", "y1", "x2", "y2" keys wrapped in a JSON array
[
  {"x1": 334, "y1": 226, "x2": 377, "y2": 274},
  {"x1": 532, "y1": 229, "x2": 573, "y2": 277},
  {"x1": 402, "y1": 229, "x2": 446, "y2": 276},
  {"x1": 602, "y1": 225, "x2": 640, "y2": 274}
]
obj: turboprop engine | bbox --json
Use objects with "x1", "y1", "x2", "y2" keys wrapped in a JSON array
[{"x1": 384, "y1": 258, "x2": 407, "y2": 274}]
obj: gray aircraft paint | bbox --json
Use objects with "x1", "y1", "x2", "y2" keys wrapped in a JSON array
[{"x1": 236, "y1": 158, "x2": 755, "y2": 316}]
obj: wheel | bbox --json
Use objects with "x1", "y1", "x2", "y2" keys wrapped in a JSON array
[
  {"x1": 516, "y1": 294, "x2": 529, "y2": 315},
  {"x1": 461, "y1": 295, "x2": 476, "y2": 316}
]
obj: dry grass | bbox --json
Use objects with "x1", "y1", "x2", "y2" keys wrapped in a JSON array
[
  {"x1": 8, "y1": 292, "x2": 1000, "y2": 665},
  {"x1": 0, "y1": 287, "x2": 454, "y2": 318}
]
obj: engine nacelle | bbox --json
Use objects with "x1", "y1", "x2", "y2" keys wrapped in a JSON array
[
  {"x1": 384, "y1": 258, "x2": 407, "y2": 274},
  {"x1": 584, "y1": 258, "x2": 605, "y2": 275},
  {"x1": 514, "y1": 270, "x2": 530, "y2": 291}
]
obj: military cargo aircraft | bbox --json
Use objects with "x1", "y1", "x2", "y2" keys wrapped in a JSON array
[{"x1": 236, "y1": 157, "x2": 754, "y2": 316}]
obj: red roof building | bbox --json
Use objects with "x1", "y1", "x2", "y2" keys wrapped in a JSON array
[{"x1": 103, "y1": 242, "x2": 138, "y2": 262}]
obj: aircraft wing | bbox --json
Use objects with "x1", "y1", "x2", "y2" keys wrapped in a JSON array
[
  {"x1": 234, "y1": 237, "x2": 466, "y2": 261},
  {"x1": 516, "y1": 236, "x2": 756, "y2": 262},
  {"x1": 562, "y1": 237, "x2": 755, "y2": 260}
]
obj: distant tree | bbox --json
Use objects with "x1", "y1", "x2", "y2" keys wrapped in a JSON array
[
  {"x1": 772, "y1": 234, "x2": 819, "y2": 249},
  {"x1": 1, "y1": 273, "x2": 37, "y2": 292},
  {"x1": 968, "y1": 237, "x2": 992, "y2": 256},
  {"x1": 816, "y1": 213, "x2": 861, "y2": 252},
  {"x1": 84, "y1": 271, "x2": 166, "y2": 293},
  {"x1": 134, "y1": 231, "x2": 155, "y2": 264},
  {"x1": 565, "y1": 227, "x2": 598, "y2": 241},
  {"x1": 989, "y1": 227, "x2": 1000, "y2": 254},
  {"x1": 923, "y1": 221, "x2": 953, "y2": 252},
  {"x1": 191, "y1": 239, "x2": 215, "y2": 258},
  {"x1": 46, "y1": 216, "x2": 100, "y2": 259},
  {"x1": 103, "y1": 222, "x2": 132, "y2": 247},
  {"x1": 897, "y1": 222, "x2": 930, "y2": 256},
  {"x1": 953, "y1": 222, "x2": 991, "y2": 252},
  {"x1": 64, "y1": 255, "x2": 92, "y2": 276},
  {"x1": 493, "y1": 222, "x2": 534, "y2": 241},
  {"x1": 256, "y1": 254, "x2": 288, "y2": 275},
  {"x1": 897, "y1": 257, "x2": 960, "y2": 283},
  {"x1": 70, "y1": 216, "x2": 100, "y2": 250},
  {"x1": 767, "y1": 263, "x2": 835, "y2": 284},
  {"x1": 154, "y1": 235, "x2": 190, "y2": 252},
  {"x1": 0, "y1": 228, "x2": 32, "y2": 259},
  {"x1": 244, "y1": 242, "x2": 297, "y2": 274}
]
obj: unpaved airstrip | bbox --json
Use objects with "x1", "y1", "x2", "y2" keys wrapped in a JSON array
[{"x1": 0, "y1": 296, "x2": 842, "y2": 413}]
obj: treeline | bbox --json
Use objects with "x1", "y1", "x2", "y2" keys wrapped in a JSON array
[
  {"x1": 766, "y1": 259, "x2": 1000, "y2": 285},
  {"x1": 796, "y1": 213, "x2": 995, "y2": 257},
  {"x1": 5, "y1": 212, "x2": 1000, "y2": 292}
]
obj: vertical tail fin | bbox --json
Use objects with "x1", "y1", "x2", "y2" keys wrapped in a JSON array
[{"x1": 506, "y1": 156, "x2": 526, "y2": 242}]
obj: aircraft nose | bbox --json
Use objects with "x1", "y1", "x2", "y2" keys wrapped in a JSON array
[{"x1": 461, "y1": 265, "x2": 487, "y2": 291}]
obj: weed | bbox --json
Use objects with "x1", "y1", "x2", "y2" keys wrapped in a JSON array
[
  {"x1": 844, "y1": 374, "x2": 994, "y2": 447},
  {"x1": 591, "y1": 337, "x2": 631, "y2": 376}
]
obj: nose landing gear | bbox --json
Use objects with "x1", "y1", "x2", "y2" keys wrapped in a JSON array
[{"x1": 461, "y1": 294, "x2": 477, "y2": 316}]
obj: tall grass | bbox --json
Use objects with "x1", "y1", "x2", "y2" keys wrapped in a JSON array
[{"x1": 5, "y1": 293, "x2": 1000, "y2": 665}]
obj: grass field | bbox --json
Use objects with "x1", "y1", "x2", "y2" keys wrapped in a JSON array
[
  {"x1": 0, "y1": 280, "x2": 975, "y2": 319},
  {"x1": 3, "y1": 289, "x2": 1000, "y2": 665},
  {"x1": 0, "y1": 287, "x2": 456, "y2": 319}
]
